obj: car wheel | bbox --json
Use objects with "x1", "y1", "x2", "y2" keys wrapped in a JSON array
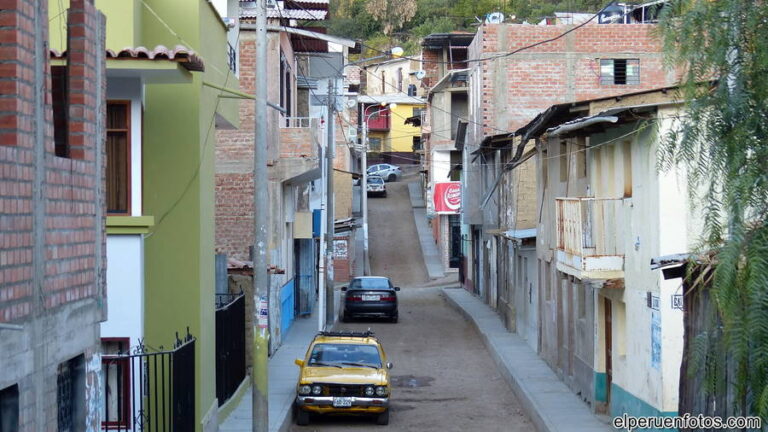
[
  {"x1": 295, "y1": 406, "x2": 310, "y2": 426},
  {"x1": 390, "y1": 314, "x2": 398, "y2": 323},
  {"x1": 387, "y1": 174, "x2": 396, "y2": 182},
  {"x1": 341, "y1": 311, "x2": 350, "y2": 322},
  {"x1": 376, "y1": 409, "x2": 390, "y2": 425},
  {"x1": 382, "y1": 191, "x2": 387, "y2": 198}
]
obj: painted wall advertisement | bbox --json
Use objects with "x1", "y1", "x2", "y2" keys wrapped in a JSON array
[
  {"x1": 433, "y1": 181, "x2": 462, "y2": 214},
  {"x1": 651, "y1": 309, "x2": 661, "y2": 369}
]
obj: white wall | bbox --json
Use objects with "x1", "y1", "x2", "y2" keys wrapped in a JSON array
[
  {"x1": 589, "y1": 111, "x2": 688, "y2": 414},
  {"x1": 430, "y1": 150, "x2": 451, "y2": 185},
  {"x1": 102, "y1": 235, "x2": 144, "y2": 345}
]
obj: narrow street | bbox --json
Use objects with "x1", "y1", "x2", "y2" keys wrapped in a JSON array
[{"x1": 290, "y1": 171, "x2": 534, "y2": 431}]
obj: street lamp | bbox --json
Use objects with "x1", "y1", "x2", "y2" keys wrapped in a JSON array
[{"x1": 361, "y1": 102, "x2": 397, "y2": 275}]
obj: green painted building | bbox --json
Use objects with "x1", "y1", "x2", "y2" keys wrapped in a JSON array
[{"x1": 49, "y1": 0, "x2": 240, "y2": 429}]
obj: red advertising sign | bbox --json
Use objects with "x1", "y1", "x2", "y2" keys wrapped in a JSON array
[{"x1": 433, "y1": 182, "x2": 462, "y2": 214}]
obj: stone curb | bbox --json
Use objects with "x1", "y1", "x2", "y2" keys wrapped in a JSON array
[{"x1": 441, "y1": 288, "x2": 613, "y2": 432}]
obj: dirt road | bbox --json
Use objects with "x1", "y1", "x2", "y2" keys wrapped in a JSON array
[{"x1": 289, "y1": 173, "x2": 533, "y2": 431}]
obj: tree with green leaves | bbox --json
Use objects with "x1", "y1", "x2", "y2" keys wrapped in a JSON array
[
  {"x1": 658, "y1": 0, "x2": 768, "y2": 421},
  {"x1": 365, "y1": 0, "x2": 418, "y2": 35}
]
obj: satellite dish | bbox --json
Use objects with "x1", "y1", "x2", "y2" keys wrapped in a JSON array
[
  {"x1": 414, "y1": 70, "x2": 426, "y2": 80},
  {"x1": 486, "y1": 12, "x2": 504, "y2": 24}
]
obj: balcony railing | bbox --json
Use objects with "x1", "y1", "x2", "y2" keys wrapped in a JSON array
[
  {"x1": 227, "y1": 42, "x2": 237, "y2": 74},
  {"x1": 279, "y1": 117, "x2": 320, "y2": 160},
  {"x1": 555, "y1": 197, "x2": 624, "y2": 279},
  {"x1": 281, "y1": 116, "x2": 313, "y2": 128}
]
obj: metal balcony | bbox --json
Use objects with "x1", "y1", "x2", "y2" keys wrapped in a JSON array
[{"x1": 555, "y1": 197, "x2": 625, "y2": 280}]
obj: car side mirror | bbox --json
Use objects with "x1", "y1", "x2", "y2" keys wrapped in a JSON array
[
  {"x1": 386, "y1": 362, "x2": 393, "y2": 370},
  {"x1": 394, "y1": 287, "x2": 400, "y2": 291},
  {"x1": 294, "y1": 358, "x2": 304, "y2": 367},
  {"x1": 341, "y1": 286, "x2": 347, "y2": 292}
]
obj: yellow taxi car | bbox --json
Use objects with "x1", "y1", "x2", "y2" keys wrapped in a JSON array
[{"x1": 293, "y1": 331, "x2": 393, "y2": 425}]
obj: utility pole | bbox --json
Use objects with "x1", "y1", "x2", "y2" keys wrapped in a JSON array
[
  {"x1": 252, "y1": 0, "x2": 269, "y2": 427},
  {"x1": 361, "y1": 121, "x2": 369, "y2": 275},
  {"x1": 325, "y1": 79, "x2": 336, "y2": 330}
]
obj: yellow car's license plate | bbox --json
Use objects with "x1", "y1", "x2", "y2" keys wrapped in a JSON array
[{"x1": 333, "y1": 397, "x2": 353, "y2": 407}]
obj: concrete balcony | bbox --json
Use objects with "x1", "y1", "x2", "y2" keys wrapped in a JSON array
[
  {"x1": 278, "y1": 117, "x2": 321, "y2": 182},
  {"x1": 555, "y1": 197, "x2": 625, "y2": 280},
  {"x1": 280, "y1": 117, "x2": 321, "y2": 158}
]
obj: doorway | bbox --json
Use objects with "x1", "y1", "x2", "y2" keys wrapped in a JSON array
[{"x1": 604, "y1": 297, "x2": 613, "y2": 407}]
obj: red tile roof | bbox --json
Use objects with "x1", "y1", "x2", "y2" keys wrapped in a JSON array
[{"x1": 49, "y1": 45, "x2": 205, "y2": 72}]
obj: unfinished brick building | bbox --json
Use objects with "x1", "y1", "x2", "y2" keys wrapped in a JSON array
[
  {"x1": 0, "y1": 0, "x2": 106, "y2": 428},
  {"x1": 460, "y1": 21, "x2": 677, "y2": 412}
]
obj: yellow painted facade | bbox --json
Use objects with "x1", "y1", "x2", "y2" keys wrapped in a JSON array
[{"x1": 370, "y1": 103, "x2": 424, "y2": 154}]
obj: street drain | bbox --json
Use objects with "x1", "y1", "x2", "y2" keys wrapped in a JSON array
[{"x1": 390, "y1": 375, "x2": 435, "y2": 388}]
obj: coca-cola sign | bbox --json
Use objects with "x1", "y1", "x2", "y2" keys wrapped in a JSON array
[{"x1": 434, "y1": 182, "x2": 462, "y2": 214}]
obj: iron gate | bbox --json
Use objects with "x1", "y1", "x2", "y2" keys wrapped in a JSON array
[
  {"x1": 102, "y1": 331, "x2": 195, "y2": 431},
  {"x1": 215, "y1": 293, "x2": 246, "y2": 406}
]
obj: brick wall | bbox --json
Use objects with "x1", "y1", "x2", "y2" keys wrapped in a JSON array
[
  {"x1": 216, "y1": 31, "x2": 346, "y2": 261},
  {"x1": 0, "y1": 0, "x2": 106, "y2": 429},
  {"x1": 0, "y1": 0, "x2": 105, "y2": 324},
  {"x1": 471, "y1": 23, "x2": 674, "y2": 134},
  {"x1": 421, "y1": 48, "x2": 440, "y2": 90}
]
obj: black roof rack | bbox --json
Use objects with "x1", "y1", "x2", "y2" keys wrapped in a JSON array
[{"x1": 317, "y1": 330, "x2": 375, "y2": 338}]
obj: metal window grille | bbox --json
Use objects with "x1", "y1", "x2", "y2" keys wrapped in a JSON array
[
  {"x1": 57, "y1": 355, "x2": 84, "y2": 432},
  {"x1": 368, "y1": 137, "x2": 382, "y2": 152},
  {"x1": 599, "y1": 59, "x2": 640, "y2": 85}
]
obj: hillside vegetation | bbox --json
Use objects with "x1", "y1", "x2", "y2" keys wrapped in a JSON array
[{"x1": 321, "y1": 0, "x2": 606, "y2": 56}]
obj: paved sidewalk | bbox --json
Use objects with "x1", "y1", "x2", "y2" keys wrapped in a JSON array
[
  {"x1": 407, "y1": 182, "x2": 444, "y2": 279},
  {"x1": 442, "y1": 288, "x2": 612, "y2": 432},
  {"x1": 220, "y1": 314, "x2": 319, "y2": 432}
]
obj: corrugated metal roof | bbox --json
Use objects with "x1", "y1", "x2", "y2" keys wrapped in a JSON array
[
  {"x1": 241, "y1": 6, "x2": 327, "y2": 20},
  {"x1": 357, "y1": 94, "x2": 426, "y2": 105},
  {"x1": 49, "y1": 45, "x2": 205, "y2": 72}
]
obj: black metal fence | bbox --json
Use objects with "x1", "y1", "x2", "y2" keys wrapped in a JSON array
[
  {"x1": 215, "y1": 292, "x2": 246, "y2": 406},
  {"x1": 102, "y1": 331, "x2": 195, "y2": 432}
]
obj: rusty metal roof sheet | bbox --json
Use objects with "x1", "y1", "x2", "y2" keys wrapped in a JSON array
[
  {"x1": 50, "y1": 45, "x2": 205, "y2": 72},
  {"x1": 240, "y1": 6, "x2": 328, "y2": 20}
]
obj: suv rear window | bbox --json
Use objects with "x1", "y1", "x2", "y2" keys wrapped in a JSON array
[{"x1": 349, "y1": 278, "x2": 391, "y2": 290}]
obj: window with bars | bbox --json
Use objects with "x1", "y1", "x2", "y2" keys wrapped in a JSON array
[
  {"x1": 368, "y1": 137, "x2": 382, "y2": 152},
  {"x1": 57, "y1": 355, "x2": 85, "y2": 432},
  {"x1": 107, "y1": 101, "x2": 131, "y2": 214},
  {"x1": 599, "y1": 59, "x2": 640, "y2": 85},
  {"x1": 101, "y1": 339, "x2": 131, "y2": 429}
]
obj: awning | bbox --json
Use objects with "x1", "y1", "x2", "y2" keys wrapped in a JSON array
[
  {"x1": 334, "y1": 217, "x2": 358, "y2": 233},
  {"x1": 546, "y1": 116, "x2": 619, "y2": 136},
  {"x1": 333, "y1": 168, "x2": 362, "y2": 179},
  {"x1": 503, "y1": 228, "x2": 536, "y2": 240}
]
